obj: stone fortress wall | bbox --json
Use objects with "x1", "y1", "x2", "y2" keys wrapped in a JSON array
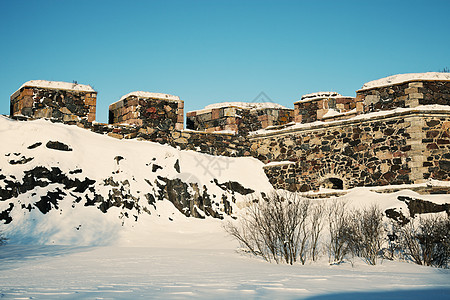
[
  {"x1": 10, "y1": 80, "x2": 97, "y2": 122},
  {"x1": 9, "y1": 73, "x2": 450, "y2": 193},
  {"x1": 186, "y1": 102, "x2": 294, "y2": 135}
]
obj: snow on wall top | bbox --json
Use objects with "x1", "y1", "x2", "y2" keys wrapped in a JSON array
[
  {"x1": 109, "y1": 91, "x2": 181, "y2": 107},
  {"x1": 296, "y1": 92, "x2": 343, "y2": 103},
  {"x1": 119, "y1": 91, "x2": 180, "y2": 102},
  {"x1": 360, "y1": 72, "x2": 450, "y2": 91},
  {"x1": 14, "y1": 80, "x2": 95, "y2": 95},
  {"x1": 192, "y1": 102, "x2": 289, "y2": 114}
]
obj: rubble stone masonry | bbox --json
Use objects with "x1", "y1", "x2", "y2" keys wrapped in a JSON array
[
  {"x1": 251, "y1": 109, "x2": 450, "y2": 192},
  {"x1": 186, "y1": 106, "x2": 293, "y2": 135},
  {"x1": 356, "y1": 80, "x2": 450, "y2": 113},
  {"x1": 109, "y1": 93, "x2": 184, "y2": 131},
  {"x1": 10, "y1": 84, "x2": 96, "y2": 122}
]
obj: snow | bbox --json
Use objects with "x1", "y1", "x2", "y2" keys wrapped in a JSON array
[
  {"x1": 0, "y1": 115, "x2": 271, "y2": 245},
  {"x1": 297, "y1": 92, "x2": 343, "y2": 103},
  {"x1": 264, "y1": 161, "x2": 296, "y2": 167},
  {"x1": 13, "y1": 80, "x2": 95, "y2": 94},
  {"x1": 0, "y1": 116, "x2": 449, "y2": 299},
  {"x1": 0, "y1": 187, "x2": 449, "y2": 299},
  {"x1": 360, "y1": 72, "x2": 450, "y2": 90},
  {"x1": 117, "y1": 91, "x2": 180, "y2": 102},
  {"x1": 191, "y1": 102, "x2": 289, "y2": 115},
  {"x1": 322, "y1": 109, "x2": 341, "y2": 118}
]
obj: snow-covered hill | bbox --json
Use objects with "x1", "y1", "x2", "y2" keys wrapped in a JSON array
[{"x1": 0, "y1": 116, "x2": 272, "y2": 245}]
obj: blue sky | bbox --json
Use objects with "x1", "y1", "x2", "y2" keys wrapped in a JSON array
[{"x1": 1, "y1": 0, "x2": 449, "y2": 123}]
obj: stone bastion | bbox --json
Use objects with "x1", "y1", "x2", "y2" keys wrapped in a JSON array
[{"x1": 9, "y1": 72, "x2": 450, "y2": 193}]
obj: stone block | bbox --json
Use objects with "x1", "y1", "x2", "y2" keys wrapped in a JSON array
[
  {"x1": 356, "y1": 102, "x2": 364, "y2": 112},
  {"x1": 316, "y1": 109, "x2": 327, "y2": 119},
  {"x1": 224, "y1": 124, "x2": 238, "y2": 132},
  {"x1": 88, "y1": 112, "x2": 95, "y2": 122},
  {"x1": 224, "y1": 108, "x2": 236, "y2": 117},
  {"x1": 409, "y1": 93, "x2": 423, "y2": 99},
  {"x1": 85, "y1": 98, "x2": 96, "y2": 106},
  {"x1": 175, "y1": 123, "x2": 184, "y2": 130},
  {"x1": 186, "y1": 111, "x2": 196, "y2": 118},
  {"x1": 409, "y1": 82, "x2": 423, "y2": 88},
  {"x1": 63, "y1": 114, "x2": 79, "y2": 122},
  {"x1": 174, "y1": 137, "x2": 188, "y2": 144},
  {"x1": 364, "y1": 95, "x2": 380, "y2": 105},
  {"x1": 226, "y1": 117, "x2": 236, "y2": 125},
  {"x1": 177, "y1": 101, "x2": 184, "y2": 109},
  {"x1": 258, "y1": 115, "x2": 269, "y2": 121},
  {"x1": 60, "y1": 107, "x2": 71, "y2": 114},
  {"x1": 404, "y1": 87, "x2": 418, "y2": 94},
  {"x1": 211, "y1": 108, "x2": 220, "y2": 119},
  {"x1": 177, "y1": 115, "x2": 184, "y2": 123},
  {"x1": 23, "y1": 89, "x2": 34, "y2": 96},
  {"x1": 107, "y1": 132, "x2": 123, "y2": 139}
]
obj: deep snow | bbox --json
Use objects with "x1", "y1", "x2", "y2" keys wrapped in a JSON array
[{"x1": 0, "y1": 117, "x2": 449, "y2": 299}]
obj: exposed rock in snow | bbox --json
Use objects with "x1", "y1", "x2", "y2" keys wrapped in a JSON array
[
  {"x1": 14, "y1": 80, "x2": 95, "y2": 94},
  {"x1": 360, "y1": 72, "x2": 450, "y2": 90},
  {"x1": 0, "y1": 116, "x2": 271, "y2": 245}
]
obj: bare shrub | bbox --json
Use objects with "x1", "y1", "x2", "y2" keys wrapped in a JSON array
[
  {"x1": 326, "y1": 200, "x2": 350, "y2": 264},
  {"x1": 343, "y1": 205, "x2": 384, "y2": 265},
  {"x1": 310, "y1": 201, "x2": 325, "y2": 262},
  {"x1": 224, "y1": 191, "x2": 311, "y2": 265},
  {"x1": 398, "y1": 215, "x2": 449, "y2": 268}
]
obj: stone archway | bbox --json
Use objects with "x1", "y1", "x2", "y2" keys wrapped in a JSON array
[{"x1": 321, "y1": 177, "x2": 344, "y2": 190}]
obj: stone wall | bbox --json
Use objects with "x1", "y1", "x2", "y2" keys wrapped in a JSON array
[
  {"x1": 186, "y1": 106, "x2": 293, "y2": 135},
  {"x1": 109, "y1": 93, "x2": 184, "y2": 131},
  {"x1": 294, "y1": 93, "x2": 360, "y2": 124},
  {"x1": 10, "y1": 85, "x2": 96, "y2": 122},
  {"x1": 73, "y1": 121, "x2": 252, "y2": 158},
  {"x1": 356, "y1": 80, "x2": 450, "y2": 113},
  {"x1": 250, "y1": 109, "x2": 450, "y2": 192}
]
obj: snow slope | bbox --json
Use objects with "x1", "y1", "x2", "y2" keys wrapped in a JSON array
[
  {"x1": 0, "y1": 116, "x2": 271, "y2": 245},
  {"x1": 0, "y1": 116, "x2": 449, "y2": 299}
]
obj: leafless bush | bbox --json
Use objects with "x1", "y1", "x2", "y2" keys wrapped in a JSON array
[
  {"x1": 224, "y1": 191, "x2": 311, "y2": 264},
  {"x1": 326, "y1": 200, "x2": 350, "y2": 264},
  {"x1": 310, "y1": 201, "x2": 325, "y2": 261},
  {"x1": 343, "y1": 205, "x2": 384, "y2": 265},
  {"x1": 397, "y1": 215, "x2": 449, "y2": 268}
]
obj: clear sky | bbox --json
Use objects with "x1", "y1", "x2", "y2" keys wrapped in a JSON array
[{"x1": 1, "y1": 0, "x2": 449, "y2": 123}]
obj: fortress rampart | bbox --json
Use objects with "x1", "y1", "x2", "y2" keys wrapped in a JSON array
[{"x1": 9, "y1": 73, "x2": 450, "y2": 193}]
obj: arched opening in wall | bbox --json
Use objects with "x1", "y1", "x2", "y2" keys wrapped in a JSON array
[{"x1": 321, "y1": 177, "x2": 344, "y2": 190}]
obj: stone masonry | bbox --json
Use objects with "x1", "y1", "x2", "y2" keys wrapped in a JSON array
[
  {"x1": 10, "y1": 80, "x2": 97, "y2": 122},
  {"x1": 356, "y1": 80, "x2": 450, "y2": 113},
  {"x1": 186, "y1": 103, "x2": 293, "y2": 135},
  {"x1": 294, "y1": 92, "x2": 360, "y2": 124},
  {"x1": 109, "y1": 91, "x2": 184, "y2": 131},
  {"x1": 252, "y1": 109, "x2": 450, "y2": 192},
  {"x1": 9, "y1": 73, "x2": 450, "y2": 193}
]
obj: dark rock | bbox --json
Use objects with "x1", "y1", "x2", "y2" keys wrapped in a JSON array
[
  {"x1": 46, "y1": 141, "x2": 72, "y2": 151},
  {"x1": 34, "y1": 188, "x2": 65, "y2": 214},
  {"x1": 152, "y1": 164, "x2": 162, "y2": 172},
  {"x1": 27, "y1": 142, "x2": 42, "y2": 149},
  {"x1": 214, "y1": 179, "x2": 254, "y2": 195},
  {"x1": 0, "y1": 203, "x2": 14, "y2": 224},
  {"x1": 385, "y1": 208, "x2": 409, "y2": 225},
  {"x1": 174, "y1": 159, "x2": 180, "y2": 173},
  {"x1": 398, "y1": 196, "x2": 450, "y2": 217},
  {"x1": 9, "y1": 156, "x2": 34, "y2": 165}
]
